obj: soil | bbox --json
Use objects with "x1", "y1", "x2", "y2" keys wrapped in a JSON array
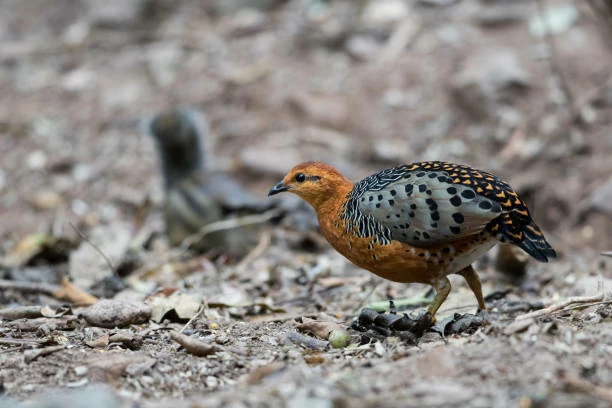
[{"x1": 1, "y1": 1, "x2": 612, "y2": 407}]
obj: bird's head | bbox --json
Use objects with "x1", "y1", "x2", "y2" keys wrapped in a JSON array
[{"x1": 268, "y1": 162, "x2": 352, "y2": 211}]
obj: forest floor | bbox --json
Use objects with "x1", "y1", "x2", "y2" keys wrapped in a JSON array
[{"x1": 1, "y1": 1, "x2": 612, "y2": 407}]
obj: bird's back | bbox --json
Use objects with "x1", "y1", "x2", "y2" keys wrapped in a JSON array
[{"x1": 340, "y1": 161, "x2": 555, "y2": 262}]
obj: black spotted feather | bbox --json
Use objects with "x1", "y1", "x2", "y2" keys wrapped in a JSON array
[{"x1": 340, "y1": 161, "x2": 556, "y2": 262}]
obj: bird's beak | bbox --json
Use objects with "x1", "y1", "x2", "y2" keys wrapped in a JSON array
[{"x1": 268, "y1": 181, "x2": 291, "y2": 196}]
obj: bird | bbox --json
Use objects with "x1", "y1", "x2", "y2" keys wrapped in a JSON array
[
  {"x1": 147, "y1": 108, "x2": 270, "y2": 255},
  {"x1": 268, "y1": 161, "x2": 556, "y2": 322}
]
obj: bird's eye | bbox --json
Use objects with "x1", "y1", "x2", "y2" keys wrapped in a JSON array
[{"x1": 295, "y1": 173, "x2": 306, "y2": 183}]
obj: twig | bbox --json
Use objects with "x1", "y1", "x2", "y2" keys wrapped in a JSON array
[
  {"x1": 0, "y1": 305, "x2": 44, "y2": 320},
  {"x1": 69, "y1": 222, "x2": 116, "y2": 274},
  {"x1": 0, "y1": 279, "x2": 58, "y2": 295},
  {"x1": 180, "y1": 299, "x2": 208, "y2": 334},
  {"x1": 563, "y1": 300, "x2": 612, "y2": 312},
  {"x1": 515, "y1": 293, "x2": 605, "y2": 320},
  {"x1": 286, "y1": 330, "x2": 328, "y2": 350},
  {"x1": 6, "y1": 316, "x2": 79, "y2": 332},
  {"x1": 0, "y1": 338, "x2": 45, "y2": 346},
  {"x1": 179, "y1": 208, "x2": 282, "y2": 252},
  {"x1": 0, "y1": 346, "x2": 28, "y2": 355},
  {"x1": 23, "y1": 345, "x2": 65, "y2": 363},
  {"x1": 535, "y1": 0, "x2": 576, "y2": 113}
]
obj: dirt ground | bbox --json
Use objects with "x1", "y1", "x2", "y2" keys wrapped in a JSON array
[{"x1": 1, "y1": 0, "x2": 612, "y2": 407}]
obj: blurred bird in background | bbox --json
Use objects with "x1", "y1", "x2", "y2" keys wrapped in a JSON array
[{"x1": 146, "y1": 108, "x2": 271, "y2": 257}]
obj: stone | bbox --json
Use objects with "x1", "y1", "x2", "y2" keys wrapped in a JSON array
[{"x1": 81, "y1": 299, "x2": 151, "y2": 328}]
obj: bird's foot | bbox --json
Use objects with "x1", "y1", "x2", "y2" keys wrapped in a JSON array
[
  {"x1": 430, "y1": 310, "x2": 485, "y2": 337},
  {"x1": 476, "y1": 308, "x2": 488, "y2": 323},
  {"x1": 416, "y1": 310, "x2": 434, "y2": 325},
  {"x1": 352, "y1": 308, "x2": 433, "y2": 340}
]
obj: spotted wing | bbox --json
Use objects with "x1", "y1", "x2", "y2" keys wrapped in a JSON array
[{"x1": 350, "y1": 162, "x2": 510, "y2": 245}]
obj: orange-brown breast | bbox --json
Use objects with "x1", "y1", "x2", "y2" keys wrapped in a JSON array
[{"x1": 317, "y1": 206, "x2": 496, "y2": 285}]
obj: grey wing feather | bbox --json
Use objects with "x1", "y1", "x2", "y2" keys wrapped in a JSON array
[{"x1": 356, "y1": 171, "x2": 504, "y2": 245}]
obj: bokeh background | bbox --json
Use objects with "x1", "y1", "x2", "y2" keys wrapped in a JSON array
[
  {"x1": 1, "y1": 0, "x2": 611, "y2": 253},
  {"x1": 1, "y1": 0, "x2": 612, "y2": 406}
]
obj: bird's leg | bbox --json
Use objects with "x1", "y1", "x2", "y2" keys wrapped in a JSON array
[
  {"x1": 457, "y1": 264, "x2": 486, "y2": 311},
  {"x1": 425, "y1": 276, "x2": 452, "y2": 323}
]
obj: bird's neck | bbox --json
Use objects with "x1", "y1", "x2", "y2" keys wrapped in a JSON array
[{"x1": 311, "y1": 179, "x2": 353, "y2": 223}]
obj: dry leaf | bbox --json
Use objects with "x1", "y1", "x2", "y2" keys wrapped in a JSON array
[
  {"x1": 147, "y1": 292, "x2": 204, "y2": 323},
  {"x1": 170, "y1": 332, "x2": 219, "y2": 357},
  {"x1": 40, "y1": 305, "x2": 59, "y2": 317},
  {"x1": 86, "y1": 333, "x2": 110, "y2": 349},
  {"x1": 53, "y1": 276, "x2": 98, "y2": 305},
  {"x1": 295, "y1": 317, "x2": 343, "y2": 340}
]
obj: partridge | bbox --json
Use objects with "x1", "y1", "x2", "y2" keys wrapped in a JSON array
[{"x1": 269, "y1": 161, "x2": 556, "y2": 321}]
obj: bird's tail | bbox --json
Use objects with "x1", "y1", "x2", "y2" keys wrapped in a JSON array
[
  {"x1": 489, "y1": 213, "x2": 556, "y2": 262},
  {"x1": 517, "y1": 221, "x2": 556, "y2": 262}
]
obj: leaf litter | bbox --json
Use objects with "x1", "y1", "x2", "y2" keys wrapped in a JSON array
[{"x1": 1, "y1": 1, "x2": 612, "y2": 407}]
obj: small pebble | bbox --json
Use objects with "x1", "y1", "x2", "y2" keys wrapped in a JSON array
[{"x1": 328, "y1": 328, "x2": 351, "y2": 348}]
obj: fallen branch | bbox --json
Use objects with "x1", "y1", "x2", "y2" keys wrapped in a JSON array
[
  {"x1": 515, "y1": 293, "x2": 606, "y2": 321},
  {"x1": 286, "y1": 330, "x2": 328, "y2": 350},
  {"x1": 0, "y1": 279, "x2": 58, "y2": 295},
  {"x1": 0, "y1": 338, "x2": 45, "y2": 347},
  {"x1": 5, "y1": 316, "x2": 79, "y2": 332},
  {"x1": 0, "y1": 277, "x2": 96, "y2": 305},
  {"x1": 0, "y1": 305, "x2": 44, "y2": 320},
  {"x1": 23, "y1": 345, "x2": 65, "y2": 363}
]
